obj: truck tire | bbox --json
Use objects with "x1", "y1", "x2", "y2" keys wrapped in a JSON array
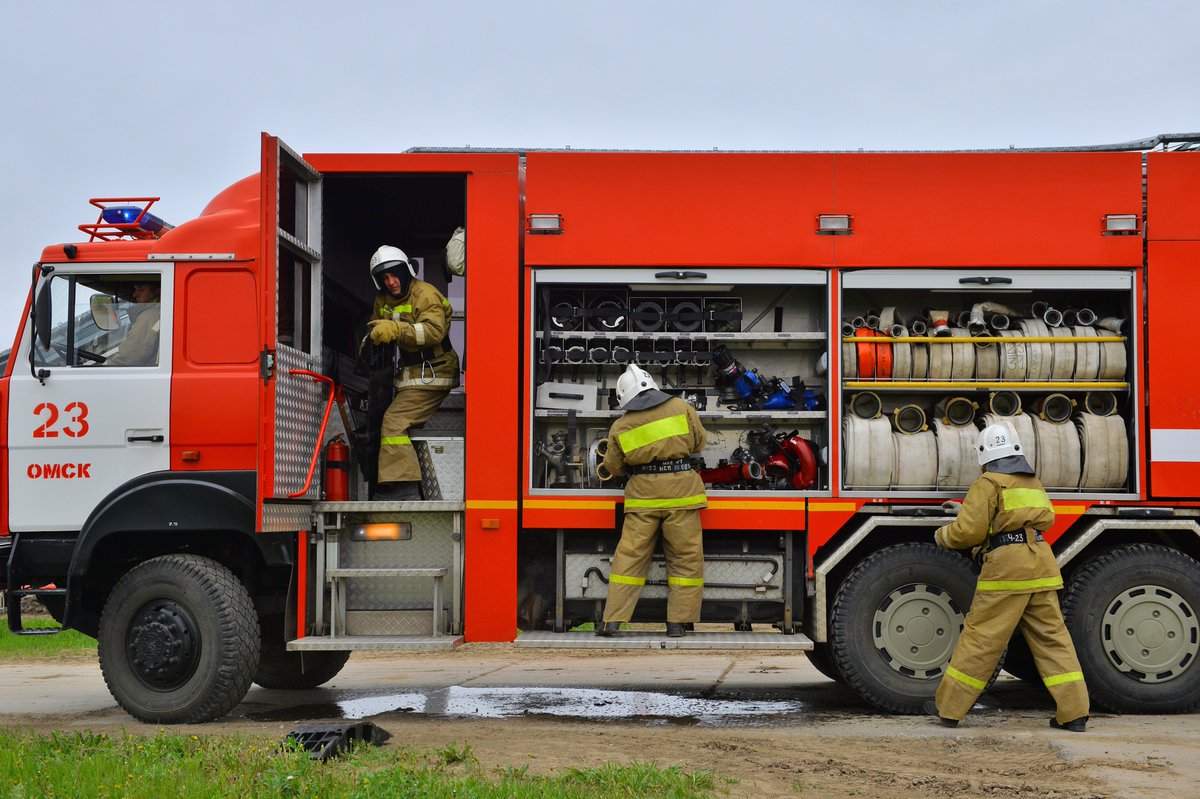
[
  {"x1": 254, "y1": 618, "x2": 350, "y2": 690},
  {"x1": 805, "y1": 642, "x2": 844, "y2": 684},
  {"x1": 1062, "y1": 544, "x2": 1200, "y2": 713},
  {"x1": 97, "y1": 554, "x2": 260, "y2": 723},
  {"x1": 830, "y1": 542, "x2": 979, "y2": 713}
]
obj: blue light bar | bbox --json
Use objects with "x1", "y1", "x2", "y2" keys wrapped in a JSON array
[{"x1": 101, "y1": 205, "x2": 172, "y2": 234}]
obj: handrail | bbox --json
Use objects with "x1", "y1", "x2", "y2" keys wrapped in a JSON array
[
  {"x1": 287, "y1": 369, "x2": 337, "y2": 499},
  {"x1": 841, "y1": 335, "x2": 1124, "y2": 344}
]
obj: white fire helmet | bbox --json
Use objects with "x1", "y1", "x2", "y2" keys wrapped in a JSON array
[
  {"x1": 977, "y1": 421, "x2": 1022, "y2": 466},
  {"x1": 615, "y1": 364, "x2": 659, "y2": 408},
  {"x1": 369, "y1": 245, "x2": 418, "y2": 290}
]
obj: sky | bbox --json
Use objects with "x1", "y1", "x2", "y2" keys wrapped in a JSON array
[{"x1": 1, "y1": 0, "x2": 1196, "y2": 334}]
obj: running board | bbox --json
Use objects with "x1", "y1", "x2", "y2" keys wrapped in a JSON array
[
  {"x1": 515, "y1": 631, "x2": 813, "y2": 650},
  {"x1": 287, "y1": 635, "x2": 463, "y2": 652}
]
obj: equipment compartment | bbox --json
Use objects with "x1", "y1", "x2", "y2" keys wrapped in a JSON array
[
  {"x1": 530, "y1": 268, "x2": 830, "y2": 494},
  {"x1": 839, "y1": 269, "x2": 1137, "y2": 497}
]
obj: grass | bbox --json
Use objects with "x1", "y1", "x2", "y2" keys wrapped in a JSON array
[
  {"x1": 0, "y1": 731, "x2": 724, "y2": 798},
  {"x1": 0, "y1": 616, "x2": 96, "y2": 659}
]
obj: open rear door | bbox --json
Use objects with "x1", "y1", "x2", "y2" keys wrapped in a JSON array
[{"x1": 258, "y1": 133, "x2": 326, "y2": 531}]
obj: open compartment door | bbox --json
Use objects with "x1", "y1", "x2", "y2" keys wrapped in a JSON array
[{"x1": 259, "y1": 133, "x2": 326, "y2": 531}]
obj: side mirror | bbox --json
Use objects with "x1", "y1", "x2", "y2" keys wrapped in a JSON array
[
  {"x1": 34, "y1": 281, "x2": 52, "y2": 350},
  {"x1": 90, "y1": 294, "x2": 120, "y2": 331}
]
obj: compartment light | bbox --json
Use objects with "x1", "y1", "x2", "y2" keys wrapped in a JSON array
[
  {"x1": 817, "y1": 214, "x2": 852, "y2": 235},
  {"x1": 350, "y1": 523, "x2": 412, "y2": 541},
  {"x1": 528, "y1": 213, "x2": 563, "y2": 234},
  {"x1": 1103, "y1": 214, "x2": 1140, "y2": 235}
]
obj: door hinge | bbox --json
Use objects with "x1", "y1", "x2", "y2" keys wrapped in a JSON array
[{"x1": 261, "y1": 349, "x2": 276, "y2": 381}]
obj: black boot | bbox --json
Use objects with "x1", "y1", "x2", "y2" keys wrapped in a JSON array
[
  {"x1": 594, "y1": 621, "x2": 621, "y2": 637},
  {"x1": 666, "y1": 622, "x2": 686, "y2": 638},
  {"x1": 1050, "y1": 716, "x2": 1087, "y2": 732},
  {"x1": 923, "y1": 700, "x2": 958, "y2": 727}
]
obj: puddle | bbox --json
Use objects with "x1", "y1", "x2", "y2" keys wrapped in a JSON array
[{"x1": 246, "y1": 686, "x2": 807, "y2": 726}]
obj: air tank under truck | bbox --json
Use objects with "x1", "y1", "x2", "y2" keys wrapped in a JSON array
[{"x1": 2, "y1": 133, "x2": 1199, "y2": 723}]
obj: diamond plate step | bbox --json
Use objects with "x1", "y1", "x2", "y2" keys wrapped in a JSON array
[
  {"x1": 514, "y1": 631, "x2": 813, "y2": 650},
  {"x1": 287, "y1": 635, "x2": 463, "y2": 652}
]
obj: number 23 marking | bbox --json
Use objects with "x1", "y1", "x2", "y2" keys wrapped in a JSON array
[{"x1": 33, "y1": 402, "x2": 90, "y2": 439}]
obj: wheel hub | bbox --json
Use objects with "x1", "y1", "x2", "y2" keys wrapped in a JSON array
[
  {"x1": 1102, "y1": 584, "x2": 1199, "y2": 683},
  {"x1": 872, "y1": 583, "x2": 963, "y2": 678},
  {"x1": 127, "y1": 600, "x2": 201, "y2": 690}
]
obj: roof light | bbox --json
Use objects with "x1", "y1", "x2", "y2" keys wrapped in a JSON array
[
  {"x1": 79, "y1": 197, "x2": 175, "y2": 242},
  {"x1": 528, "y1": 214, "x2": 563, "y2": 235},
  {"x1": 1103, "y1": 214, "x2": 1139, "y2": 235},
  {"x1": 101, "y1": 205, "x2": 173, "y2": 235},
  {"x1": 817, "y1": 214, "x2": 852, "y2": 235}
]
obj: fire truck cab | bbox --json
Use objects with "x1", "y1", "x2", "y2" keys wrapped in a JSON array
[{"x1": 2, "y1": 133, "x2": 1200, "y2": 723}]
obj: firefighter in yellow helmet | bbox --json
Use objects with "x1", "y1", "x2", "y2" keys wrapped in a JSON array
[
  {"x1": 364, "y1": 245, "x2": 459, "y2": 500},
  {"x1": 926, "y1": 421, "x2": 1090, "y2": 731},
  {"x1": 595, "y1": 365, "x2": 708, "y2": 637}
]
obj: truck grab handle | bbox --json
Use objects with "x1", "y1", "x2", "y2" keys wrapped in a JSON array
[{"x1": 286, "y1": 369, "x2": 337, "y2": 499}]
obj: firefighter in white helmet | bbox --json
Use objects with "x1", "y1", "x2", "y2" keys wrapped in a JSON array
[
  {"x1": 926, "y1": 421, "x2": 1090, "y2": 731},
  {"x1": 595, "y1": 365, "x2": 708, "y2": 637},
  {"x1": 364, "y1": 245, "x2": 459, "y2": 500}
]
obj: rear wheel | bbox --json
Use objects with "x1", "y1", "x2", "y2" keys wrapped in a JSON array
[
  {"x1": 1062, "y1": 544, "x2": 1200, "y2": 713},
  {"x1": 97, "y1": 554, "x2": 260, "y2": 723},
  {"x1": 254, "y1": 616, "x2": 350, "y2": 689},
  {"x1": 1002, "y1": 630, "x2": 1044, "y2": 684},
  {"x1": 830, "y1": 542, "x2": 980, "y2": 713}
]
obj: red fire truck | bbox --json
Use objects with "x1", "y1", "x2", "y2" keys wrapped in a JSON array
[{"x1": 3, "y1": 133, "x2": 1199, "y2": 723}]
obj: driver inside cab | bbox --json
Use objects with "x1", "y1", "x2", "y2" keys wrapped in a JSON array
[{"x1": 105, "y1": 281, "x2": 161, "y2": 367}]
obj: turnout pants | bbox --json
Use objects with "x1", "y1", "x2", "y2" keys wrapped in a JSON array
[
  {"x1": 936, "y1": 588, "x2": 1089, "y2": 724},
  {"x1": 378, "y1": 386, "x2": 449, "y2": 484},
  {"x1": 602, "y1": 507, "x2": 703, "y2": 624}
]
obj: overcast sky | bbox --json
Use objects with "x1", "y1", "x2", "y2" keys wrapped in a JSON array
[{"x1": 1, "y1": 0, "x2": 1196, "y2": 334}]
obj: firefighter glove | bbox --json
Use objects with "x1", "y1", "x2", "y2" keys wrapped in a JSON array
[
  {"x1": 941, "y1": 500, "x2": 961, "y2": 516},
  {"x1": 368, "y1": 319, "x2": 403, "y2": 344}
]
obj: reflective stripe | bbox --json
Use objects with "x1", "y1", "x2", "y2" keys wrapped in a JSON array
[
  {"x1": 1002, "y1": 487, "x2": 1053, "y2": 512},
  {"x1": 414, "y1": 322, "x2": 426, "y2": 345},
  {"x1": 977, "y1": 576, "x2": 1063, "y2": 591},
  {"x1": 609, "y1": 573, "x2": 646, "y2": 586},
  {"x1": 667, "y1": 576, "x2": 704, "y2": 587},
  {"x1": 442, "y1": 298, "x2": 451, "y2": 309},
  {"x1": 382, "y1": 304, "x2": 414, "y2": 319},
  {"x1": 380, "y1": 436, "x2": 412, "y2": 446},
  {"x1": 946, "y1": 666, "x2": 987, "y2": 691},
  {"x1": 625, "y1": 494, "x2": 707, "y2": 509},
  {"x1": 618, "y1": 413, "x2": 689, "y2": 452},
  {"x1": 1043, "y1": 671, "x2": 1085, "y2": 688}
]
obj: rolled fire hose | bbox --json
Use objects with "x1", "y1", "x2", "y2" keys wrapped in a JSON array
[
  {"x1": 956, "y1": 310, "x2": 972, "y2": 329},
  {"x1": 935, "y1": 396, "x2": 978, "y2": 427},
  {"x1": 892, "y1": 429, "x2": 938, "y2": 490},
  {"x1": 1098, "y1": 333, "x2": 1127, "y2": 380},
  {"x1": 969, "y1": 302, "x2": 1021, "y2": 335},
  {"x1": 817, "y1": 351, "x2": 828, "y2": 376},
  {"x1": 1035, "y1": 393, "x2": 1076, "y2": 423},
  {"x1": 891, "y1": 403, "x2": 928, "y2": 434},
  {"x1": 1063, "y1": 310, "x2": 1077, "y2": 326},
  {"x1": 935, "y1": 419, "x2": 980, "y2": 490},
  {"x1": 879, "y1": 307, "x2": 897, "y2": 331},
  {"x1": 1031, "y1": 301, "x2": 1049, "y2": 320},
  {"x1": 989, "y1": 314, "x2": 1011, "y2": 331},
  {"x1": 1018, "y1": 319, "x2": 1053, "y2": 381},
  {"x1": 909, "y1": 330, "x2": 930, "y2": 380},
  {"x1": 1096, "y1": 317, "x2": 1125, "y2": 334},
  {"x1": 927, "y1": 330, "x2": 953, "y2": 380},
  {"x1": 1049, "y1": 325, "x2": 1077, "y2": 380},
  {"x1": 1077, "y1": 412, "x2": 1128, "y2": 490},
  {"x1": 843, "y1": 415, "x2": 894, "y2": 489},
  {"x1": 982, "y1": 411, "x2": 1037, "y2": 472},
  {"x1": 855, "y1": 327, "x2": 879, "y2": 378},
  {"x1": 929, "y1": 310, "x2": 951, "y2": 337},
  {"x1": 1073, "y1": 326, "x2": 1101, "y2": 381},
  {"x1": 949, "y1": 328, "x2": 976, "y2": 380},
  {"x1": 865, "y1": 314, "x2": 881, "y2": 331},
  {"x1": 999, "y1": 329, "x2": 1028, "y2": 381},
  {"x1": 1075, "y1": 308, "x2": 1097, "y2": 326},
  {"x1": 850, "y1": 391, "x2": 883, "y2": 420},
  {"x1": 841, "y1": 321, "x2": 858, "y2": 378},
  {"x1": 851, "y1": 316, "x2": 867, "y2": 330},
  {"x1": 1043, "y1": 307, "x2": 1064, "y2": 328},
  {"x1": 975, "y1": 331, "x2": 1001, "y2": 379},
  {"x1": 1031, "y1": 415, "x2": 1082, "y2": 491},
  {"x1": 1084, "y1": 391, "x2": 1118, "y2": 416},
  {"x1": 891, "y1": 324, "x2": 913, "y2": 380},
  {"x1": 988, "y1": 390, "x2": 1022, "y2": 416}
]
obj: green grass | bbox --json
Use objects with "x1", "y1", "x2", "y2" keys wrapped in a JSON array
[
  {"x1": 0, "y1": 616, "x2": 96, "y2": 659},
  {"x1": 0, "y1": 731, "x2": 724, "y2": 798}
]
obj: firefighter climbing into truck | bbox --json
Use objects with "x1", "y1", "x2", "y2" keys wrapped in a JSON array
[{"x1": 1, "y1": 132, "x2": 1199, "y2": 724}]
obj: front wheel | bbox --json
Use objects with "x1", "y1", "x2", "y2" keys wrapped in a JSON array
[
  {"x1": 1063, "y1": 544, "x2": 1200, "y2": 713},
  {"x1": 830, "y1": 542, "x2": 980, "y2": 713},
  {"x1": 97, "y1": 554, "x2": 260, "y2": 723}
]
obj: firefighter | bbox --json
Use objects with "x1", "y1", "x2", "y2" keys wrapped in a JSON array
[
  {"x1": 596, "y1": 365, "x2": 707, "y2": 637},
  {"x1": 106, "y1": 280, "x2": 161, "y2": 367},
  {"x1": 925, "y1": 421, "x2": 1090, "y2": 731},
  {"x1": 364, "y1": 245, "x2": 459, "y2": 500}
]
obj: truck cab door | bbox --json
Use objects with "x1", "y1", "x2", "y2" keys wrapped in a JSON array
[
  {"x1": 6, "y1": 267, "x2": 172, "y2": 532},
  {"x1": 258, "y1": 133, "x2": 326, "y2": 531}
]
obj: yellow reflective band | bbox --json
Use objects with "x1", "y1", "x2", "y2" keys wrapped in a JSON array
[
  {"x1": 667, "y1": 576, "x2": 704, "y2": 587},
  {"x1": 1043, "y1": 671, "x2": 1085, "y2": 688},
  {"x1": 609, "y1": 573, "x2": 646, "y2": 586},
  {"x1": 625, "y1": 494, "x2": 707, "y2": 510},
  {"x1": 442, "y1": 298, "x2": 451, "y2": 308},
  {"x1": 618, "y1": 413, "x2": 689, "y2": 452},
  {"x1": 1002, "y1": 488, "x2": 1053, "y2": 512},
  {"x1": 380, "y1": 436, "x2": 412, "y2": 446},
  {"x1": 946, "y1": 666, "x2": 987, "y2": 691},
  {"x1": 977, "y1": 576, "x2": 1063, "y2": 591}
]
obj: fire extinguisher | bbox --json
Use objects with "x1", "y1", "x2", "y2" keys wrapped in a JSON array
[{"x1": 324, "y1": 435, "x2": 350, "y2": 501}]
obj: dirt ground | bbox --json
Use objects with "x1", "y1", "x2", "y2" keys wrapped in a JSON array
[{"x1": 4, "y1": 645, "x2": 1197, "y2": 799}]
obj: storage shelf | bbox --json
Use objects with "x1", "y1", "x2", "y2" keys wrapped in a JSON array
[
  {"x1": 534, "y1": 409, "x2": 826, "y2": 421},
  {"x1": 842, "y1": 381, "x2": 1128, "y2": 391},
  {"x1": 546, "y1": 330, "x2": 826, "y2": 347}
]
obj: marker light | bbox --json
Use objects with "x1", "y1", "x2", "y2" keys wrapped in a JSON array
[
  {"x1": 1103, "y1": 214, "x2": 1139, "y2": 235},
  {"x1": 528, "y1": 213, "x2": 563, "y2": 234},
  {"x1": 350, "y1": 523, "x2": 412, "y2": 541},
  {"x1": 101, "y1": 205, "x2": 173, "y2": 235},
  {"x1": 817, "y1": 214, "x2": 853, "y2": 235}
]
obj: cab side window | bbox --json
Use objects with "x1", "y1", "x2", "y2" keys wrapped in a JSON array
[{"x1": 32, "y1": 274, "x2": 162, "y2": 368}]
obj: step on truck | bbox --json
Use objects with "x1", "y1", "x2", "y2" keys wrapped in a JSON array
[{"x1": 2, "y1": 133, "x2": 1200, "y2": 722}]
